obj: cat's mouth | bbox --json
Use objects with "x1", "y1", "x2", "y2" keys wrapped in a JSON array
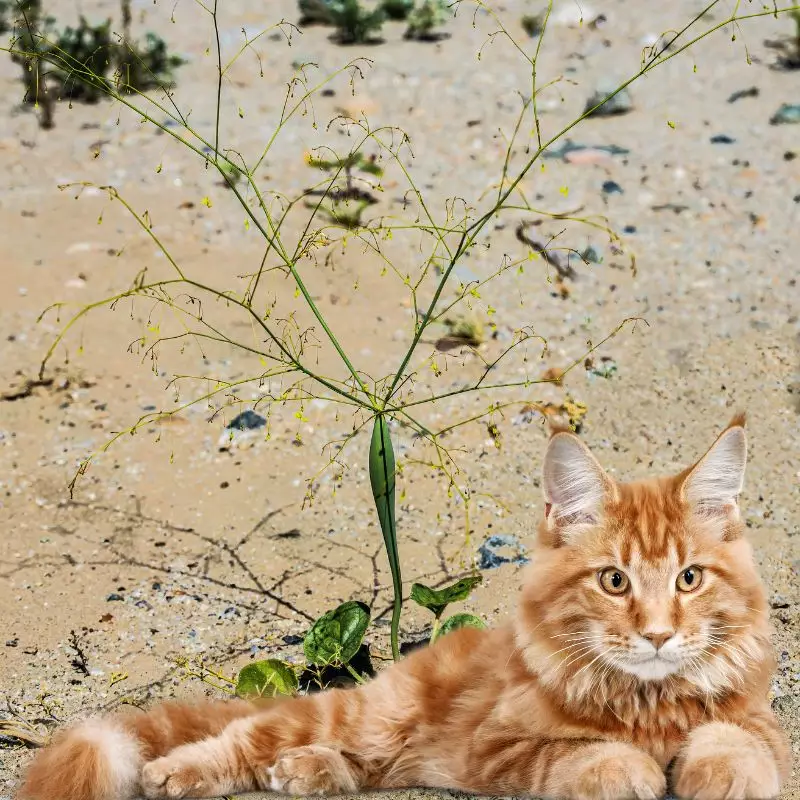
[{"x1": 616, "y1": 653, "x2": 681, "y2": 682}]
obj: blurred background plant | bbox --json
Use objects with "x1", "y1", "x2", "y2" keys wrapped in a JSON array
[
  {"x1": 304, "y1": 150, "x2": 383, "y2": 228},
  {"x1": 329, "y1": 0, "x2": 385, "y2": 44},
  {"x1": 381, "y1": 0, "x2": 414, "y2": 21},
  {"x1": 404, "y1": 0, "x2": 451, "y2": 41}
]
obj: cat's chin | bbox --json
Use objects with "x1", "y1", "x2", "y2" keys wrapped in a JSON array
[{"x1": 616, "y1": 656, "x2": 681, "y2": 682}]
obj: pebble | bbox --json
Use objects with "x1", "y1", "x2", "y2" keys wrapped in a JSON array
[
  {"x1": 581, "y1": 245, "x2": 603, "y2": 264},
  {"x1": 66, "y1": 242, "x2": 107, "y2": 254},
  {"x1": 226, "y1": 410, "x2": 266, "y2": 431},
  {"x1": 545, "y1": 139, "x2": 630, "y2": 163},
  {"x1": 584, "y1": 84, "x2": 633, "y2": 118},
  {"x1": 602, "y1": 180, "x2": 624, "y2": 195},
  {"x1": 770, "y1": 104, "x2": 800, "y2": 125},
  {"x1": 710, "y1": 134, "x2": 736, "y2": 144},
  {"x1": 727, "y1": 86, "x2": 759, "y2": 103},
  {"x1": 477, "y1": 534, "x2": 530, "y2": 570}
]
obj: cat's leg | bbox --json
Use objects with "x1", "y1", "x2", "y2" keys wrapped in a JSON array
[
  {"x1": 535, "y1": 740, "x2": 666, "y2": 800},
  {"x1": 140, "y1": 715, "x2": 261, "y2": 799},
  {"x1": 671, "y1": 712, "x2": 790, "y2": 800},
  {"x1": 270, "y1": 745, "x2": 366, "y2": 794},
  {"x1": 466, "y1": 737, "x2": 666, "y2": 800},
  {"x1": 140, "y1": 690, "x2": 372, "y2": 799}
]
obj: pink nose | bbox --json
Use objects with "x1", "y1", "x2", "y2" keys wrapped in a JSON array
[{"x1": 642, "y1": 631, "x2": 674, "y2": 650}]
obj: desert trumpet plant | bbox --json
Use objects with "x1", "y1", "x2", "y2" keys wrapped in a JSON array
[{"x1": 5, "y1": 0, "x2": 799, "y2": 664}]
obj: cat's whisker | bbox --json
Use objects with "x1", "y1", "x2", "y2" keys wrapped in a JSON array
[
  {"x1": 573, "y1": 647, "x2": 616, "y2": 678},
  {"x1": 556, "y1": 644, "x2": 599, "y2": 668},
  {"x1": 558, "y1": 634, "x2": 604, "y2": 644},
  {"x1": 546, "y1": 642, "x2": 598, "y2": 660}
]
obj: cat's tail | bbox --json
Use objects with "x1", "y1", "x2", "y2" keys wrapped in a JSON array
[{"x1": 19, "y1": 699, "x2": 263, "y2": 800}]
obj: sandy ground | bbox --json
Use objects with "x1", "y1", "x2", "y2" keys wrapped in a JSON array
[{"x1": 0, "y1": 0, "x2": 798, "y2": 797}]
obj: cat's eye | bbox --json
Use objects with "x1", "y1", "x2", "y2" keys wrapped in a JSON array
[
  {"x1": 598, "y1": 568, "x2": 630, "y2": 595},
  {"x1": 676, "y1": 566, "x2": 704, "y2": 592}
]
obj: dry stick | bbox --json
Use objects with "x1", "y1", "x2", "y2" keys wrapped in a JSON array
[
  {"x1": 515, "y1": 221, "x2": 578, "y2": 281},
  {"x1": 17, "y1": 1, "x2": 54, "y2": 129},
  {"x1": 121, "y1": 0, "x2": 131, "y2": 43}
]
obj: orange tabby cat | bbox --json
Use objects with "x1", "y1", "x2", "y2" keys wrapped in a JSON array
[{"x1": 20, "y1": 415, "x2": 789, "y2": 800}]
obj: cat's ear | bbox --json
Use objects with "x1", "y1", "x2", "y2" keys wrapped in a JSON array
[
  {"x1": 679, "y1": 414, "x2": 747, "y2": 521},
  {"x1": 542, "y1": 431, "x2": 614, "y2": 538}
]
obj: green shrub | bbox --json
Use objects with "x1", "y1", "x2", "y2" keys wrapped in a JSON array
[
  {"x1": 115, "y1": 32, "x2": 185, "y2": 92},
  {"x1": 405, "y1": 0, "x2": 450, "y2": 40},
  {"x1": 305, "y1": 150, "x2": 383, "y2": 229},
  {"x1": 329, "y1": 0, "x2": 385, "y2": 44},
  {"x1": 381, "y1": 0, "x2": 414, "y2": 21},
  {"x1": 298, "y1": 0, "x2": 336, "y2": 26},
  {"x1": 49, "y1": 16, "x2": 113, "y2": 103}
]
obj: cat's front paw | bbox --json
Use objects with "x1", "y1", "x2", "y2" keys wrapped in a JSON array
[
  {"x1": 269, "y1": 744, "x2": 361, "y2": 795},
  {"x1": 564, "y1": 742, "x2": 666, "y2": 800},
  {"x1": 140, "y1": 755, "x2": 212, "y2": 799},
  {"x1": 673, "y1": 723, "x2": 780, "y2": 800}
]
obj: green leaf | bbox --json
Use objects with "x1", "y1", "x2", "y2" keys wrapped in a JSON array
[
  {"x1": 235, "y1": 659, "x2": 298, "y2": 698},
  {"x1": 368, "y1": 414, "x2": 402, "y2": 661},
  {"x1": 303, "y1": 600, "x2": 371, "y2": 667},
  {"x1": 410, "y1": 575, "x2": 482, "y2": 618},
  {"x1": 437, "y1": 613, "x2": 486, "y2": 639}
]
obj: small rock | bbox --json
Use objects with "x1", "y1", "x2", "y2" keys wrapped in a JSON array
[
  {"x1": 545, "y1": 138, "x2": 630, "y2": 162},
  {"x1": 477, "y1": 534, "x2": 530, "y2": 570},
  {"x1": 226, "y1": 410, "x2": 267, "y2": 431},
  {"x1": 770, "y1": 104, "x2": 800, "y2": 125},
  {"x1": 521, "y1": 13, "x2": 544, "y2": 37},
  {"x1": 581, "y1": 245, "x2": 603, "y2": 264},
  {"x1": 106, "y1": 593, "x2": 124, "y2": 602},
  {"x1": 710, "y1": 134, "x2": 736, "y2": 144},
  {"x1": 770, "y1": 595, "x2": 790, "y2": 609},
  {"x1": 602, "y1": 180, "x2": 624, "y2": 195},
  {"x1": 587, "y1": 357, "x2": 618, "y2": 379},
  {"x1": 66, "y1": 242, "x2": 107, "y2": 255},
  {"x1": 282, "y1": 634, "x2": 303, "y2": 645},
  {"x1": 727, "y1": 86, "x2": 759, "y2": 103},
  {"x1": 584, "y1": 83, "x2": 633, "y2": 118}
]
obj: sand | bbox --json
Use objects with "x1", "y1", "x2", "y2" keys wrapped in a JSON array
[{"x1": 0, "y1": 0, "x2": 798, "y2": 797}]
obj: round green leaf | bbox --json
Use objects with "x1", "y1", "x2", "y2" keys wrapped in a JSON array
[
  {"x1": 303, "y1": 600, "x2": 371, "y2": 667},
  {"x1": 236, "y1": 659, "x2": 298, "y2": 698},
  {"x1": 410, "y1": 575, "x2": 483, "y2": 617},
  {"x1": 437, "y1": 613, "x2": 486, "y2": 638}
]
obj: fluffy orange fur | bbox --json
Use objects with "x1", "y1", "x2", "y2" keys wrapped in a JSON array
[{"x1": 20, "y1": 416, "x2": 790, "y2": 800}]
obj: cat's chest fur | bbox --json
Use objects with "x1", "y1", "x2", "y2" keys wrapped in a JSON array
[{"x1": 492, "y1": 637, "x2": 726, "y2": 768}]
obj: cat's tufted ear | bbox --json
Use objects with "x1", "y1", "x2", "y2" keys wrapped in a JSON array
[
  {"x1": 542, "y1": 431, "x2": 614, "y2": 539},
  {"x1": 679, "y1": 414, "x2": 747, "y2": 522}
]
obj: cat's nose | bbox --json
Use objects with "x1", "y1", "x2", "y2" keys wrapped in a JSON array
[{"x1": 642, "y1": 630, "x2": 674, "y2": 650}]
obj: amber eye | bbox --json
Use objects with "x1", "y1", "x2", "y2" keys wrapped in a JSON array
[
  {"x1": 676, "y1": 566, "x2": 704, "y2": 593},
  {"x1": 599, "y1": 568, "x2": 630, "y2": 595}
]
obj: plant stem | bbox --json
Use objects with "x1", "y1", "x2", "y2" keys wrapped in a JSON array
[
  {"x1": 430, "y1": 614, "x2": 442, "y2": 644},
  {"x1": 369, "y1": 415, "x2": 402, "y2": 661},
  {"x1": 344, "y1": 662, "x2": 366, "y2": 684}
]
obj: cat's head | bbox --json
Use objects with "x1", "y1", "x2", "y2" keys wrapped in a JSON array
[{"x1": 517, "y1": 415, "x2": 771, "y2": 696}]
